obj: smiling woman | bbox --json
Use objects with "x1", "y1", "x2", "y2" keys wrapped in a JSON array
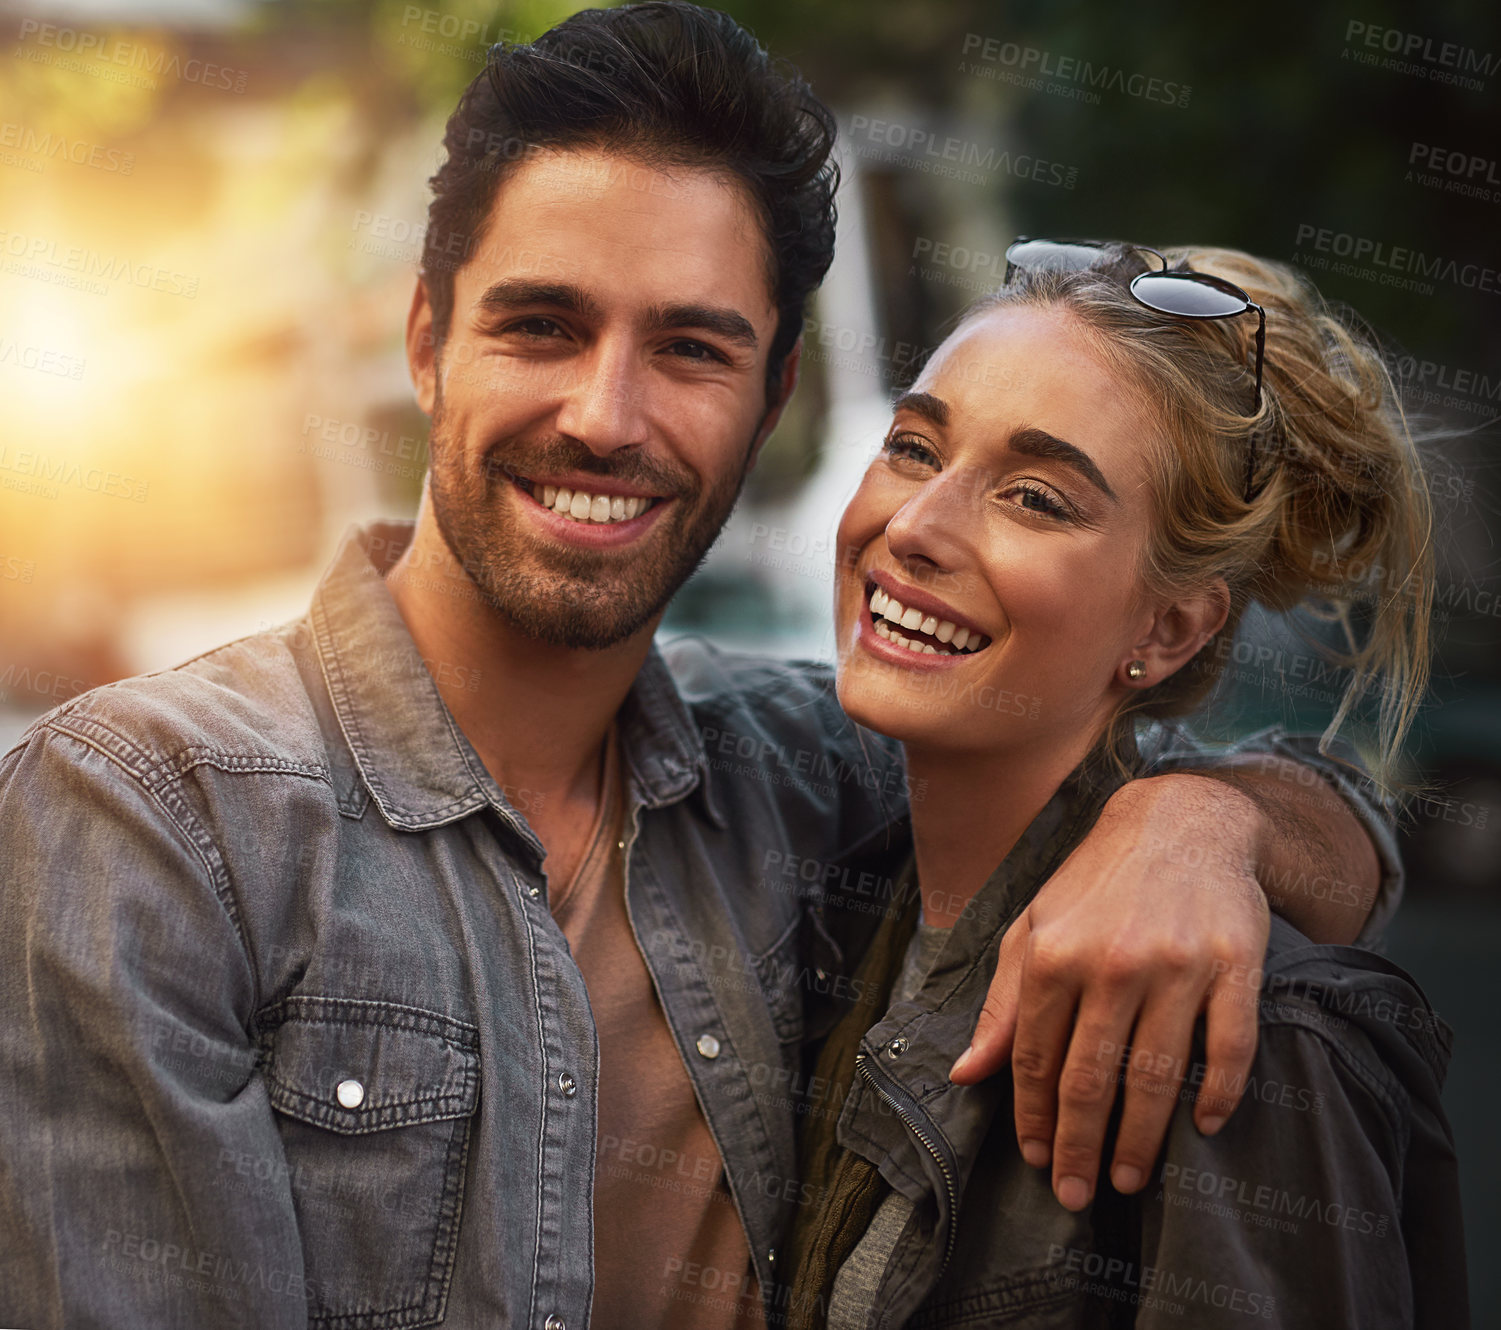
[{"x1": 786, "y1": 242, "x2": 1464, "y2": 1328}]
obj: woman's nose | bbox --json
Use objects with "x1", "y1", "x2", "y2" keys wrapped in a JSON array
[{"x1": 882, "y1": 466, "x2": 984, "y2": 576}]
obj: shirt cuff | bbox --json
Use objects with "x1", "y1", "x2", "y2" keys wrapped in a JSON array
[{"x1": 1137, "y1": 720, "x2": 1404, "y2": 948}]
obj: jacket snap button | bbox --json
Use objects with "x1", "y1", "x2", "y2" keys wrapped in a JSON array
[
  {"x1": 887, "y1": 1037, "x2": 908, "y2": 1058},
  {"x1": 336, "y1": 1079, "x2": 365, "y2": 1108},
  {"x1": 696, "y1": 1034, "x2": 721, "y2": 1060},
  {"x1": 557, "y1": 1071, "x2": 578, "y2": 1097},
  {"x1": 545, "y1": 1316, "x2": 566, "y2": 1330}
]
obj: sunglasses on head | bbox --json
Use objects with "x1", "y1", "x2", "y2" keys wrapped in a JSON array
[{"x1": 1003, "y1": 237, "x2": 1268, "y2": 501}]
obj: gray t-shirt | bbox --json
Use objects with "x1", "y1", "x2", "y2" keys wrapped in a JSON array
[{"x1": 828, "y1": 920, "x2": 950, "y2": 1330}]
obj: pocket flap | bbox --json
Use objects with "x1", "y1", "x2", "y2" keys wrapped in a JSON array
[{"x1": 257, "y1": 996, "x2": 480, "y2": 1135}]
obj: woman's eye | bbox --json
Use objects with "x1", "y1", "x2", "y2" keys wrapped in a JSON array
[
  {"x1": 1011, "y1": 483, "x2": 1069, "y2": 519},
  {"x1": 882, "y1": 433, "x2": 939, "y2": 468}
]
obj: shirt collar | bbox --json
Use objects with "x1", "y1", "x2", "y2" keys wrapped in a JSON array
[{"x1": 308, "y1": 520, "x2": 724, "y2": 834}]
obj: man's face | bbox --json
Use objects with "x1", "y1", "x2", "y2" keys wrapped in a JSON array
[{"x1": 406, "y1": 147, "x2": 789, "y2": 649}]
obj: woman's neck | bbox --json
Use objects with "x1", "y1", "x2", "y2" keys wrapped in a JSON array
[{"x1": 905, "y1": 732, "x2": 1100, "y2": 928}]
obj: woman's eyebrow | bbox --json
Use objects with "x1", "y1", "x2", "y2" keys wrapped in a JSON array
[
  {"x1": 1008, "y1": 425, "x2": 1119, "y2": 504},
  {"x1": 891, "y1": 390, "x2": 949, "y2": 427}
]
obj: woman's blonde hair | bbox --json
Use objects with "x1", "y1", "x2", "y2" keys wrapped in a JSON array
[{"x1": 967, "y1": 244, "x2": 1434, "y2": 793}]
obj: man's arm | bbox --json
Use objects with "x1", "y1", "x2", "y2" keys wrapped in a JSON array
[
  {"x1": 0, "y1": 724, "x2": 309, "y2": 1330},
  {"x1": 950, "y1": 725, "x2": 1397, "y2": 1212}
]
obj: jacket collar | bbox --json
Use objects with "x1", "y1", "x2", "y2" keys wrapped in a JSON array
[
  {"x1": 849, "y1": 727, "x2": 1149, "y2": 1118},
  {"x1": 309, "y1": 520, "x2": 724, "y2": 837}
]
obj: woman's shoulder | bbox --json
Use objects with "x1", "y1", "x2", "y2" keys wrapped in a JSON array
[{"x1": 1246, "y1": 917, "x2": 1452, "y2": 1135}]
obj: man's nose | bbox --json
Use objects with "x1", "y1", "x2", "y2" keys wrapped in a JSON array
[{"x1": 553, "y1": 341, "x2": 650, "y2": 456}]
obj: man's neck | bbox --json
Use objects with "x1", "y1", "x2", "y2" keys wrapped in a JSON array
[{"x1": 384, "y1": 511, "x2": 656, "y2": 837}]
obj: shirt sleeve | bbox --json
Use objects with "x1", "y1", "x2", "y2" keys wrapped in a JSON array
[
  {"x1": 1136, "y1": 720, "x2": 1403, "y2": 947},
  {"x1": 0, "y1": 724, "x2": 311, "y2": 1330},
  {"x1": 1132, "y1": 1018, "x2": 1415, "y2": 1328}
]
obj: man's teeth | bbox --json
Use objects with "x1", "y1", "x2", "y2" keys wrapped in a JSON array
[
  {"x1": 867, "y1": 585, "x2": 989, "y2": 656},
  {"x1": 535, "y1": 483, "x2": 652, "y2": 524}
]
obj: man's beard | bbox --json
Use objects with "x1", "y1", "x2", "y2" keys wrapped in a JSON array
[{"x1": 425, "y1": 394, "x2": 757, "y2": 650}]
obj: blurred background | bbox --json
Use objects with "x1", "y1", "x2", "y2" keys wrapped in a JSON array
[{"x1": 2, "y1": 0, "x2": 1497, "y2": 1313}]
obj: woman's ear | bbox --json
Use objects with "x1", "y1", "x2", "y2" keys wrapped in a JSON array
[{"x1": 1124, "y1": 577, "x2": 1230, "y2": 687}]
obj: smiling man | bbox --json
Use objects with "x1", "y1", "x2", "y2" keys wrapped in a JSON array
[{"x1": 0, "y1": 5, "x2": 1402, "y2": 1329}]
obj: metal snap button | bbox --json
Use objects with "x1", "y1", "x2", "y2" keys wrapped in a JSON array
[
  {"x1": 887, "y1": 1036, "x2": 909, "y2": 1058},
  {"x1": 336, "y1": 1078, "x2": 365, "y2": 1109},
  {"x1": 544, "y1": 1316, "x2": 566, "y2": 1330},
  {"x1": 695, "y1": 1033, "x2": 721, "y2": 1060},
  {"x1": 557, "y1": 1071, "x2": 577, "y2": 1097}
]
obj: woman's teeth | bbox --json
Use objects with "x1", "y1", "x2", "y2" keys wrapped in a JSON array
[
  {"x1": 867, "y1": 585, "x2": 989, "y2": 657},
  {"x1": 532, "y1": 482, "x2": 653, "y2": 524}
]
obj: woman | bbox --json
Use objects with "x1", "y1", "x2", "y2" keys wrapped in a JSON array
[{"x1": 783, "y1": 241, "x2": 1464, "y2": 1327}]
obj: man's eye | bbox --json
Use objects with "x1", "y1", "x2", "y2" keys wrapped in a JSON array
[
  {"x1": 665, "y1": 339, "x2": 726, "y2": 363},
  {"x1": 508, "y1": 317, "x2": 565, "y2": 339},
  {"x1": 882, "y1": 433, "x2": 939, "y2": 468}
]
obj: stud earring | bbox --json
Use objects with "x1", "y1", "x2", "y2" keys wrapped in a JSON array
[{"x1": 1126, "y1": 660, "x2": 1147, "y2": 681}]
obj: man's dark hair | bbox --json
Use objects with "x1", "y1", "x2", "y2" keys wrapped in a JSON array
[{"x1": 421, "y1": 1, "x2": 839, "y2": 398}]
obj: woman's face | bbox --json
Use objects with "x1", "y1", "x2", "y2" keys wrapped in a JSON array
[{"x1": 834, "y1": 303, "x2": 1169, "y2": 757}]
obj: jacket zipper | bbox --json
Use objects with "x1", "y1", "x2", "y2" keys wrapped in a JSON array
[{"x1": 854, "y1": 1049, "x2": 960, "y2": 1275}]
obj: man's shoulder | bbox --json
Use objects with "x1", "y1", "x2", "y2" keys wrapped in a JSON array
[
  {"x1": 658, "y1": 635, "x2": 900, "y2": 763},
  {"x1": 6, "y1": 618, "x2": 331, "y2": 785},
  {"x1": 1255, "y1": 918, "x2": 1451, "y2": 1120},
  {"x1": 658, "y1": 635, "x2": 834, "y2": 706}
]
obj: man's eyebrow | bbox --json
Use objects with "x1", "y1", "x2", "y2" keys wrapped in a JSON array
[
  {"x1": 474, "y1": 279, "x2": 600, "y2": 319},
  {"x1": 644, "y1": 302, "x2": 758, "y2": 349},
  {"x1": 1008, "y1": 425, "x2": 1118, "y2": 503},
  {"x1": 891, "y1": 391, "x2": 949, "y2": 427}
]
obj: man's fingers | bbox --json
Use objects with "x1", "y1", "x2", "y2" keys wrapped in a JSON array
[
  {"x1": 950, "y1": 911, "x2": 1029, "y2": 1083},
  {"x1": 1046, "y1": 995, "x2": 1138, "y2": 1211},
  {"x1": 1106, "y1": 990, "x2": 1199, "y2": 1194},
  {"x1": 1008, "y1": 940, "x2": 1085, "y2": 1174},
  {"x1": 1194, "y1": 972, "x2": 1260, "y2": 1134}
]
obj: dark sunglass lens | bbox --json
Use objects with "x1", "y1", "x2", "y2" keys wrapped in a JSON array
[
  {"x1": 1131, "y1": 273, "x2": 1247, "y2": 318},
  {"x1": 1004, "y1": 239, "x2": 1108, "y2": 272}
]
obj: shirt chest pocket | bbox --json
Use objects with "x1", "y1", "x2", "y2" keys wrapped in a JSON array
[{"x1": 256, "y1": 996, "x2": 481, "y2": 1330}]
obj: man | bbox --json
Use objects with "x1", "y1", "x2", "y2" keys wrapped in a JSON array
[{"x1": 0, "y1": 5, "x2": 1398, "y2": 1327}]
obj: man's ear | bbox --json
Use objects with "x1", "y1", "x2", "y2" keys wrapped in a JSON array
[
  {"x1": 746, "y1": 338, "x2": 802, "y2": 472},
  {"x1": 1130, "y1": 577, "x2": 1231, "y2": 684},
  {"x1": 406, "y1": 278, "x2": 439, "y2": 417}
]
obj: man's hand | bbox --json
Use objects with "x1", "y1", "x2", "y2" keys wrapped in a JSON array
[{"x1": 949, "y1": 773, "x2": 1279, "y2": 1212}]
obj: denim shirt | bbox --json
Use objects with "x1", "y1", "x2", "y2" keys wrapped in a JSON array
[{"x1": 0, "y1": 521, "x2": 1404, "y2": 1330}]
